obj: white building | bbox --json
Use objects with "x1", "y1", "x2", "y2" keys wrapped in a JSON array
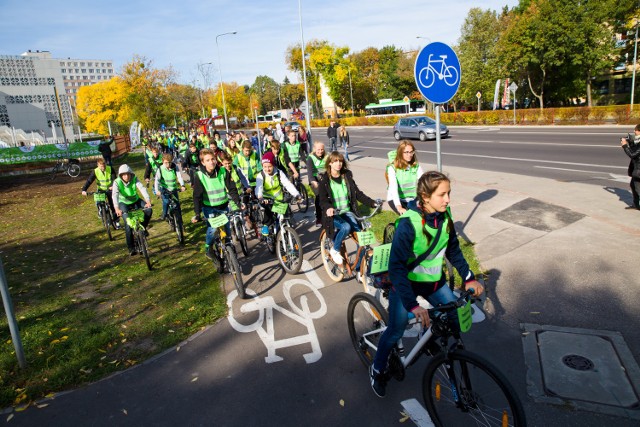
[{"x1": 0, "y1": 50, "x2": 114, "y2": 142}]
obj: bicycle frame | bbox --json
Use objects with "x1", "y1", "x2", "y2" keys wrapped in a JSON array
[{"x1": 338, "y1": 204, "x2": 382, "y2": 275}]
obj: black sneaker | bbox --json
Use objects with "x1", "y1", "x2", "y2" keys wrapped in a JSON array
[{"x1": 369, "y1": 365, "x2": 386, "y2": 398}]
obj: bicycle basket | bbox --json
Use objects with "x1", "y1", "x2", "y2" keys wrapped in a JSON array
[
  {"x1": 126, "y1": 210, "x2": 145, "y2": 229},
  {"x1": 93, "y1": 193, "x2": 107, "y2": 202},
  {"x1": 207, "y1": 214, "x2": 229, "y2": 228},
  {"x1": 272, "y1": 200, "x2": 288, "y2": 215}
]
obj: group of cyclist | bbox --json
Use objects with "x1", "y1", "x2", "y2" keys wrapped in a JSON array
[{"x1": 82, "y1": 125, "x2": 484, "y2": 399}]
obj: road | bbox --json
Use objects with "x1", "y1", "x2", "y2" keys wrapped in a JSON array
[{"x1": 347, "y1": 125, "x2": 631, "y2": 188}]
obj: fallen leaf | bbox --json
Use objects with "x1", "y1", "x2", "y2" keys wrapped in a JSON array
[
  {"x1": 127, "y1": 278, "x2": 133, "y2": 282},
  {"x1": 339, "y1": 399, "x2": 344, "y2": 407},
  {"x1": 122, "y1": 409, "x2": 128, "y2": 415},
  {"x1": 191, "y1": 377, "x2": 198, "y2": 382},
  {"x1": 7, "y1": 414, "x2": 13, "y2": 422},
  {"x1": 15, "y1": 403, "x2": 30, "y2": 412},
  {"x1": 168, "y1": 330, "x2": 175, "y2": 333},
  {"x1": 176, "y1": 346, "x2": 181, "y2": 352},
  {"x1": 36, "y1": 403, "x2": 49, "y2": 409},
  {"x1": 399, "y1": 411, "x2": 410, "y2": 422}
]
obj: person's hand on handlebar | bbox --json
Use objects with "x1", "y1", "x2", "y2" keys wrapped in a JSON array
[
  {"x1": 326, "y1": 207, "x2": 335, "y2": 217},
  {"x1": 411, "y1": 305, "x2": 430, "y2": 329},
  {"x1": 464, "y1": 280, "x2": 484, "y2": 297},
  {"x1": 81, "y1": 191, "x2": 87, "y2": 196}
]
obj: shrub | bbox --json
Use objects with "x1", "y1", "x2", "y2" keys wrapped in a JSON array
[
  {"x1": 556, "y1": 107, "x2": 576, "y2": 122},
  {"x1": 575, "y1": 107, "x2": 590, "y2": 123},
  {"x1": 590, "y1": 106, "x2": 608, "y2": 123},
  {"x1": 613, "y1": 106, "x2": 630, "y2": 124},
  {"x1": 483, "y1": 112, "x2": 500, "y2": 124}
]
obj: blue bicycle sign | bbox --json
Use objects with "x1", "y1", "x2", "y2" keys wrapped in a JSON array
[{"x1": 414, "y1": 42, "x2": 461, "y2": 104}]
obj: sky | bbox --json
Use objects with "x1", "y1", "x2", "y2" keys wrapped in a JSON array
[{"x1": 0, "y1": 0, "x2": 518, "y2": 89}]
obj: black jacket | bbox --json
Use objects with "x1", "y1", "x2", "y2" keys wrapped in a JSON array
[
  {"x1": 318, "y1": 169, "x2": 376, "y2": 239},
  {"x1": 183, "y1": 149, "x2": 201, "y2": 170},
  {"x1": 326, "y1": 124, "x2": 338, "y2": 139},
  {"x1": 98, "y1": 138, "x2": 113, "y2": 155},
  {"x1": 623, "y1": 136, "x2": 640, "y2": 179}
]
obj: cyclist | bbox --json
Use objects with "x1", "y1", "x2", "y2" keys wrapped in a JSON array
[
  {"x1": 144, "y1": 146, "x2": 163, "y2": 193},
  {"x1": 269, "y1": 140, "x2": 298, "y2": 178},
  {"x1": 255, "y1": 151, "x2": 300, "y2": 235},
  {"x1": 191, "y1": 148, "x2": 241, "y2": 261},
  {"x1": 183, "y1": 143, "x2": 200, "y2": 186},
  {"x1": 306, "y1": 141, "x2": 327, "y2": 227},
  {"x1": 221, "y1": 152, "x2": 253, "y2": 230},
  {"x1": 112, "y1": 164, "x2": 153, "y2": 256},
  {"x1": 386, "y1": 141, "x2": 424, "y2": 215},
  {"x1": 369, "y1": 171, "x2": 484, "y2": 398},
  {"x1": 318, "y1": 151, "x2": 378, "y2": 265},
  {"x1": 283, "y1": 130, "x2": 304, "y2": 178},
  {"x1": 81, "y1": 158, "x2": 120, "y2": 229},
  {"x1": 234, "y1": 141, "x2": 262, "y2": 190},
  {"x1": 154, "y1": 153, "x2": 186, "y2": 222}
]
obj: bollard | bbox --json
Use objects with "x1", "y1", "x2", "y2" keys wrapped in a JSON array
[{"x1": 0, "y1": 257, "x2": 26, "y2": 369}]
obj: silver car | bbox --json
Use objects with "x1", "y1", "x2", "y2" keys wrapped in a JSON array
[{"x1": 393, "y1": 116, "x2": 449, "y2": 141}]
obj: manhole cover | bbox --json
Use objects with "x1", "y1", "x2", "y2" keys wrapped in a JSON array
[
  {"x1": 562, "y1": 354, "x2": 594, "y2": 371},
  {"x1": 492, "y1": 197, "x2": 585, "y2": 232}
]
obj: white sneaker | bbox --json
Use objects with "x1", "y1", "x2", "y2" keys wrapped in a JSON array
[{"x1": 329, "y1": 248, "x2": 343, "y2": 265}]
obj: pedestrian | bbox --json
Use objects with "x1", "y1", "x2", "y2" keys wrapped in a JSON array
[
  {"x1": 386, "y1": 141, "x2": 424, "y2": 215},
  {"x1": 327, "y1": 120, "x2": 339, "y2": 152},
  {"x1": 621, "y1": 124, "x2": 640, "y2": 210},
  {"x1": 98, "y1": 136, "x2": 114, "y2": 166},
  {"x1": 298, "y1": 125, "x2": 311, "y2": 156},
  {"x1": 339, "y1": 125, "x2": 350, "y2": 161},
  {"x1": 369, "y1": 171, "x2": 484, "y2": 398}
]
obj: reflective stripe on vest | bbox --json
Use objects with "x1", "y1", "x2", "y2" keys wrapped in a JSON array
[
  {"x1": 311, "y1": 154, "x2": 326, "y2": 178},
  {"x1": 231, "y1": 167, "x2": 242, "y2": 193},
  {"x1": 395, "y1": 165, "x2": 418, "y2": 200},
  {"x1": 236, "y1": 153, "x2": 258, "y2": 185},
  {"x1": 262, "y1": 171, "x2": 283, "y2": 201},
  {"x1": 329, "y1": 178, "x2": 350, "y2": 212},
  {"x1": 396, "y1": 209, "x2": 450, "y2": 282},
  {"x1": 159, "y1": 165, "x2": 178, "y2": 191},
  {"x1": 116, "y1": 176, "x2": 140, "y2": 205},
  {"x1": 95, "y1": 166, "x2": 111, "y2": 191},
  {"x1": 197, "y1": 169, "x2": 228, "y2": 207},
  {"x1": 285, "y1": 141, "x2": 300, "y2": 162}
]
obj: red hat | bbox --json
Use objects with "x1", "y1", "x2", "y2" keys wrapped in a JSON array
[{"x1": 261, "y1": 152, "x2": 275, "y2": 165}]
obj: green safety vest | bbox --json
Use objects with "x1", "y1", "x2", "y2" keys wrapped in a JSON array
[
  {"x1": 159, "y1": 165, "x2": 178, "y2": 191},
  {"x1": 197, "y1": 169, "x2": 228, "y2": 207},
  {"x1": 262, "y1": 171, "x2": 283, "y2": 201},
  {"x1": 95, "y1": 166, "x2": 111, "y2": 191},
  {"x1": 230, "y1": 167, "x2": 243, "y2": 193},
  {"x1": 189, "y1": 151, "x2": 199, "y2": 165},
  {"x1": 329, "y1": 178, "x2": 350, "y2": 212},
  {"x1": 310, "y1": 154, "x2": 327, "y2": 178},
  {"x1": 395, "y1": 165, "x2": 419, "y2": 200},
  {"x1": 397, "y1": 209, "x2": 450, "y2": 283},
  {"x1": 116, "y1": 176, "x2": 140, "y2": 205},
  {"x1": 149, "y1": 155, "x2": 162, "y2": 174},
  {"x1": 178, "y1": 142, "x2": 188, "y2": 155},
  {"x1": 236, "y1": 153, "x2": 258, "y2": 185},
  {"x1": 285, "y1": 141, "x2": 301, "y2": 163}
]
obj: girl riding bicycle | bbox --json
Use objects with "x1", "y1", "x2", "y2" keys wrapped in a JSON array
[
  {"x1": 369, "y1": 171, "x2": 484, "y2": 398},
  {"x1": 318, "y1": 151, "x2": 378, "y2": 265}
]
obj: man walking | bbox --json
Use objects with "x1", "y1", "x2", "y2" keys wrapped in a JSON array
[
  {"x1": 327, "y1": 120, "x2": 339, "y2": 152},
  {"x1": 621, "y1": 124, "x2": 640, "y2": 210}
]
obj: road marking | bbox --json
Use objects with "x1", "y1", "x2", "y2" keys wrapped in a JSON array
[
  {"x1": 356, "y1": 145, "x2": 626, "y2": 170},
  {"x1": 401, "y1": 399, "x2": 435, "y2": 427},
  {"x1": 226, "y1": 260, "x2": 328, "y2": 364},
  {"x1": 454, "y1": 139, "x2": 615, "y2": 148}
]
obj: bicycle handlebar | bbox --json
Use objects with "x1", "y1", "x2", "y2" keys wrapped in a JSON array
[
  {"x1": 407, "y1": 289, "x2": 474, "y2": 321},
  {"x1": 349, "y1": 200, "x2": 383, "y2": 221}
]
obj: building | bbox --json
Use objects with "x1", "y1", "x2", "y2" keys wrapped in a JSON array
[{"x1": 0, "y1": 50, "x2": 114, "y2": 143}]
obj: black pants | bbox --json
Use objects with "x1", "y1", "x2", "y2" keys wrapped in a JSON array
[
  {"x1": 120, "y1": 200, "x2": 152, "y2": 250},
  {"x1": 631, "y1": 177, "x2": 640, "y2": 208}
]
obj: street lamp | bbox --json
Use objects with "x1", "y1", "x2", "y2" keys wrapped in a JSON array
[
  {"x1": 298, "y1": 0, "x2": 312, "y2": 140},
  {"x1": 416, "y1": 36, "x2": 431, "y2": 43},
  {"x1": 215, "y1": 31, "x2": 237, "y2": 134},
  {"x1": 347, "y1": 65, "x2": 355, "y2": 116},
  {"x1": 631, "y1": 14, "x2": 639, "y2": 111}
]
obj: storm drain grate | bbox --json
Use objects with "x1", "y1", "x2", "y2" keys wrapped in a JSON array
[{"x1": 562, "y1": 354, "x2": 594, "y2": 371}]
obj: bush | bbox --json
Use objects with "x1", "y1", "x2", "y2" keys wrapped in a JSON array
[
  {"x1": 613, "y1": 106, "x2": 630, "y2": 124},
  {"x1": 590, "y1": 106, "x2": 609, "y2": 123},
  {"x1": 483, "y1": 112, "x2": 500, "y2": 124},
  {"x1": 556, "y1": 107, "x2": 576, "y2": 122}
]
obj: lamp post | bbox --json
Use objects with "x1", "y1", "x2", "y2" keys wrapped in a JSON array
[
  {"x1": 631, "y1": 14, "x2": 639, "y2": 111},
  {"x1": 215, "y1": 31, "x2": 237, "y2": 134},
  {"x1": 298, "y1": 0, "x2": 312, "y2": 140},
  {"x1": 347, "y1": 66, "x2": 355, "y2": 116}
]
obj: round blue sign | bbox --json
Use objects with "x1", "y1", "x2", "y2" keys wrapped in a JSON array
[{"x1": 414, "y1": 42, "x2": 461, "y2": 104}]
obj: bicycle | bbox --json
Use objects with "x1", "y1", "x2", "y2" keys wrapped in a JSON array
[
  {"x1": 50, "y1": 158, "x2": 81, "y2": 180},
  {"x1": 347, "y1": 290, "x2": 526, "y2": 427},
  {"x1": 418, "y1": 54, "x2": 459, "y2": 89},
  {"x1": 319, "y1": 202, "x2": 382, "y2": 283},
  {"x1": 162, "y1": 189, "x2": 184, "y2": 245},
  {"x1": 258, "y1": 197, "x2": 304, "y2": 274},
  {"x1": 206, "y1": 212, "x2": 245, "y2": 299},
  {"x1": 229, "y1": 209, "x2": 249, "y2": 257},
  {"x1": 125, "y1": 208, "x2": 152, "y2": 271},
  {"x1": 87, "y1": 190, "x2": 118, "y2": 241},
  {"x1": 290, "y1": 174, "x2": 309, "y2": 213}
]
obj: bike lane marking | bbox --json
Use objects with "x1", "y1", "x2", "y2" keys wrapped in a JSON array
[
  {"x1": 226, "y1": 259, "x2": 328, "y2": 364},
  {"x1": 401, "y1": 399, "x2": 435, "y2": 427}
]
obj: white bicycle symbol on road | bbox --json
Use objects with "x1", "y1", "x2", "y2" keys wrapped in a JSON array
[{"x1": 418, "y1": 54, "x2": 459, "y2": 89}]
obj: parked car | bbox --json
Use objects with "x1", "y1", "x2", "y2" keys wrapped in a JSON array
[
  {"x1": 284, "y1": 121, "x2": 301, "y2": 132},
  {"x1": 392, "y1": 116, "x2": 449, "y2": 141}
]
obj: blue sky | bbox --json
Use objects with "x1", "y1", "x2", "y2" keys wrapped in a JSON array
[{"x1": 0, "y1": 0, "x2": 517, "y2": 88}]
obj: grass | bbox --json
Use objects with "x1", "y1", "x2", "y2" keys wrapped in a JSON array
[{"x1": 0, "y1": 158, "x2": 485, "y2": 409}]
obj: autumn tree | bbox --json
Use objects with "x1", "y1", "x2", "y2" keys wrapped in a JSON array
[{"x1": 76, "y1": 77, "x2": 130, "y2": 135}]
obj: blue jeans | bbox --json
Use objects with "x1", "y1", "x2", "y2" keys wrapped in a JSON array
[
  {"x1": 202, "y1": 205, "x2": 230, "y2": 247},
  {"x1": 372, "y1": 284, "x2": 456, "y2": 373},
  {"x1": 332, "y1": 211, "x2": 361, "y2": 252},
  {"x1": 341, "y1": 138, "x2": 349, "y2": 160},
  {"x1": 329, "y1": 137, "x2": 337, "y2": 152}
]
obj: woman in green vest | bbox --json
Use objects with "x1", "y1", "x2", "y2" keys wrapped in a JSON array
[
  {"x1": 386, "y1": 140, "x2": 424, "y2": 215},
  {"x1": 368, "y1": 171, "x2": 484, "y2": 398},
  {"x1": 112, "y1": 164, "x2": 153, "y2": 256},
  {"x1": 154, "y1": 153, "x2": 186, "y2": 225},
  {"x1": 318, "y1": 151, "x2": 378, "y2": 265},
  {"x1": 306, "y1": 141, "x2": 327, "y2": 227}
]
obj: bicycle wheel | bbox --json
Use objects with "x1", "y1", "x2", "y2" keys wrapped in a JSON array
[
  {"x1": 419, "y1": 67, "x2": 436, "y2": 89},
  {"x1": 137, "y1": 230, "x2": 152, "y2": 271},
  {"x1": 347, "y1": 292, "x2": 389, "y2": 368},
  {"x1": 444, "y1": 65, "x2": 459, "y2": 87},
  {"x1": 225, "y1": 245, "x2": 245, "y2": 299},
  {"x1": 68, "y1": 163, "x2": 81, "y2": 178},
  {"x1": 234, "y1": 216, "x2": 249, "y2": 256},
  {"x1": 100, "y1": 206, "x2": 113, "y2": 241},
  {"x1": 276, "y1": 226, "x2": 303, "y2": 274},
  {"x1": 296, "y1": 182, "x2": 309, "y2": 213},
  {"x1": 382, "y1": 223, "x2": 396, "y2": 244},
  {"x1": 320, "y1": 230, "x2": 344, "y2": 282},
  {"x1": 423, "y1": 350, "x2": 526, "y2": 427},
  {"x1": 173, "y1": 212, "x2": 184, "y2": 245}
]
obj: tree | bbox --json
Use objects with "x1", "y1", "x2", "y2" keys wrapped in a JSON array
[
  {"x1": 76, "y1": 77, "x2": 130, "y2": 134},
  {"x1": 249, "y1": 75, "x2": 280, "y2": 114}
]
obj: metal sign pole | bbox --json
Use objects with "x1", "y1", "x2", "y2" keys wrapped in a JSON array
[
  {"x1": 0, "y1": 258, "x2": 26, "y2": 369},
  {"x1": 435, "y1": 105, "x2": 442, "y2": 172}
]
